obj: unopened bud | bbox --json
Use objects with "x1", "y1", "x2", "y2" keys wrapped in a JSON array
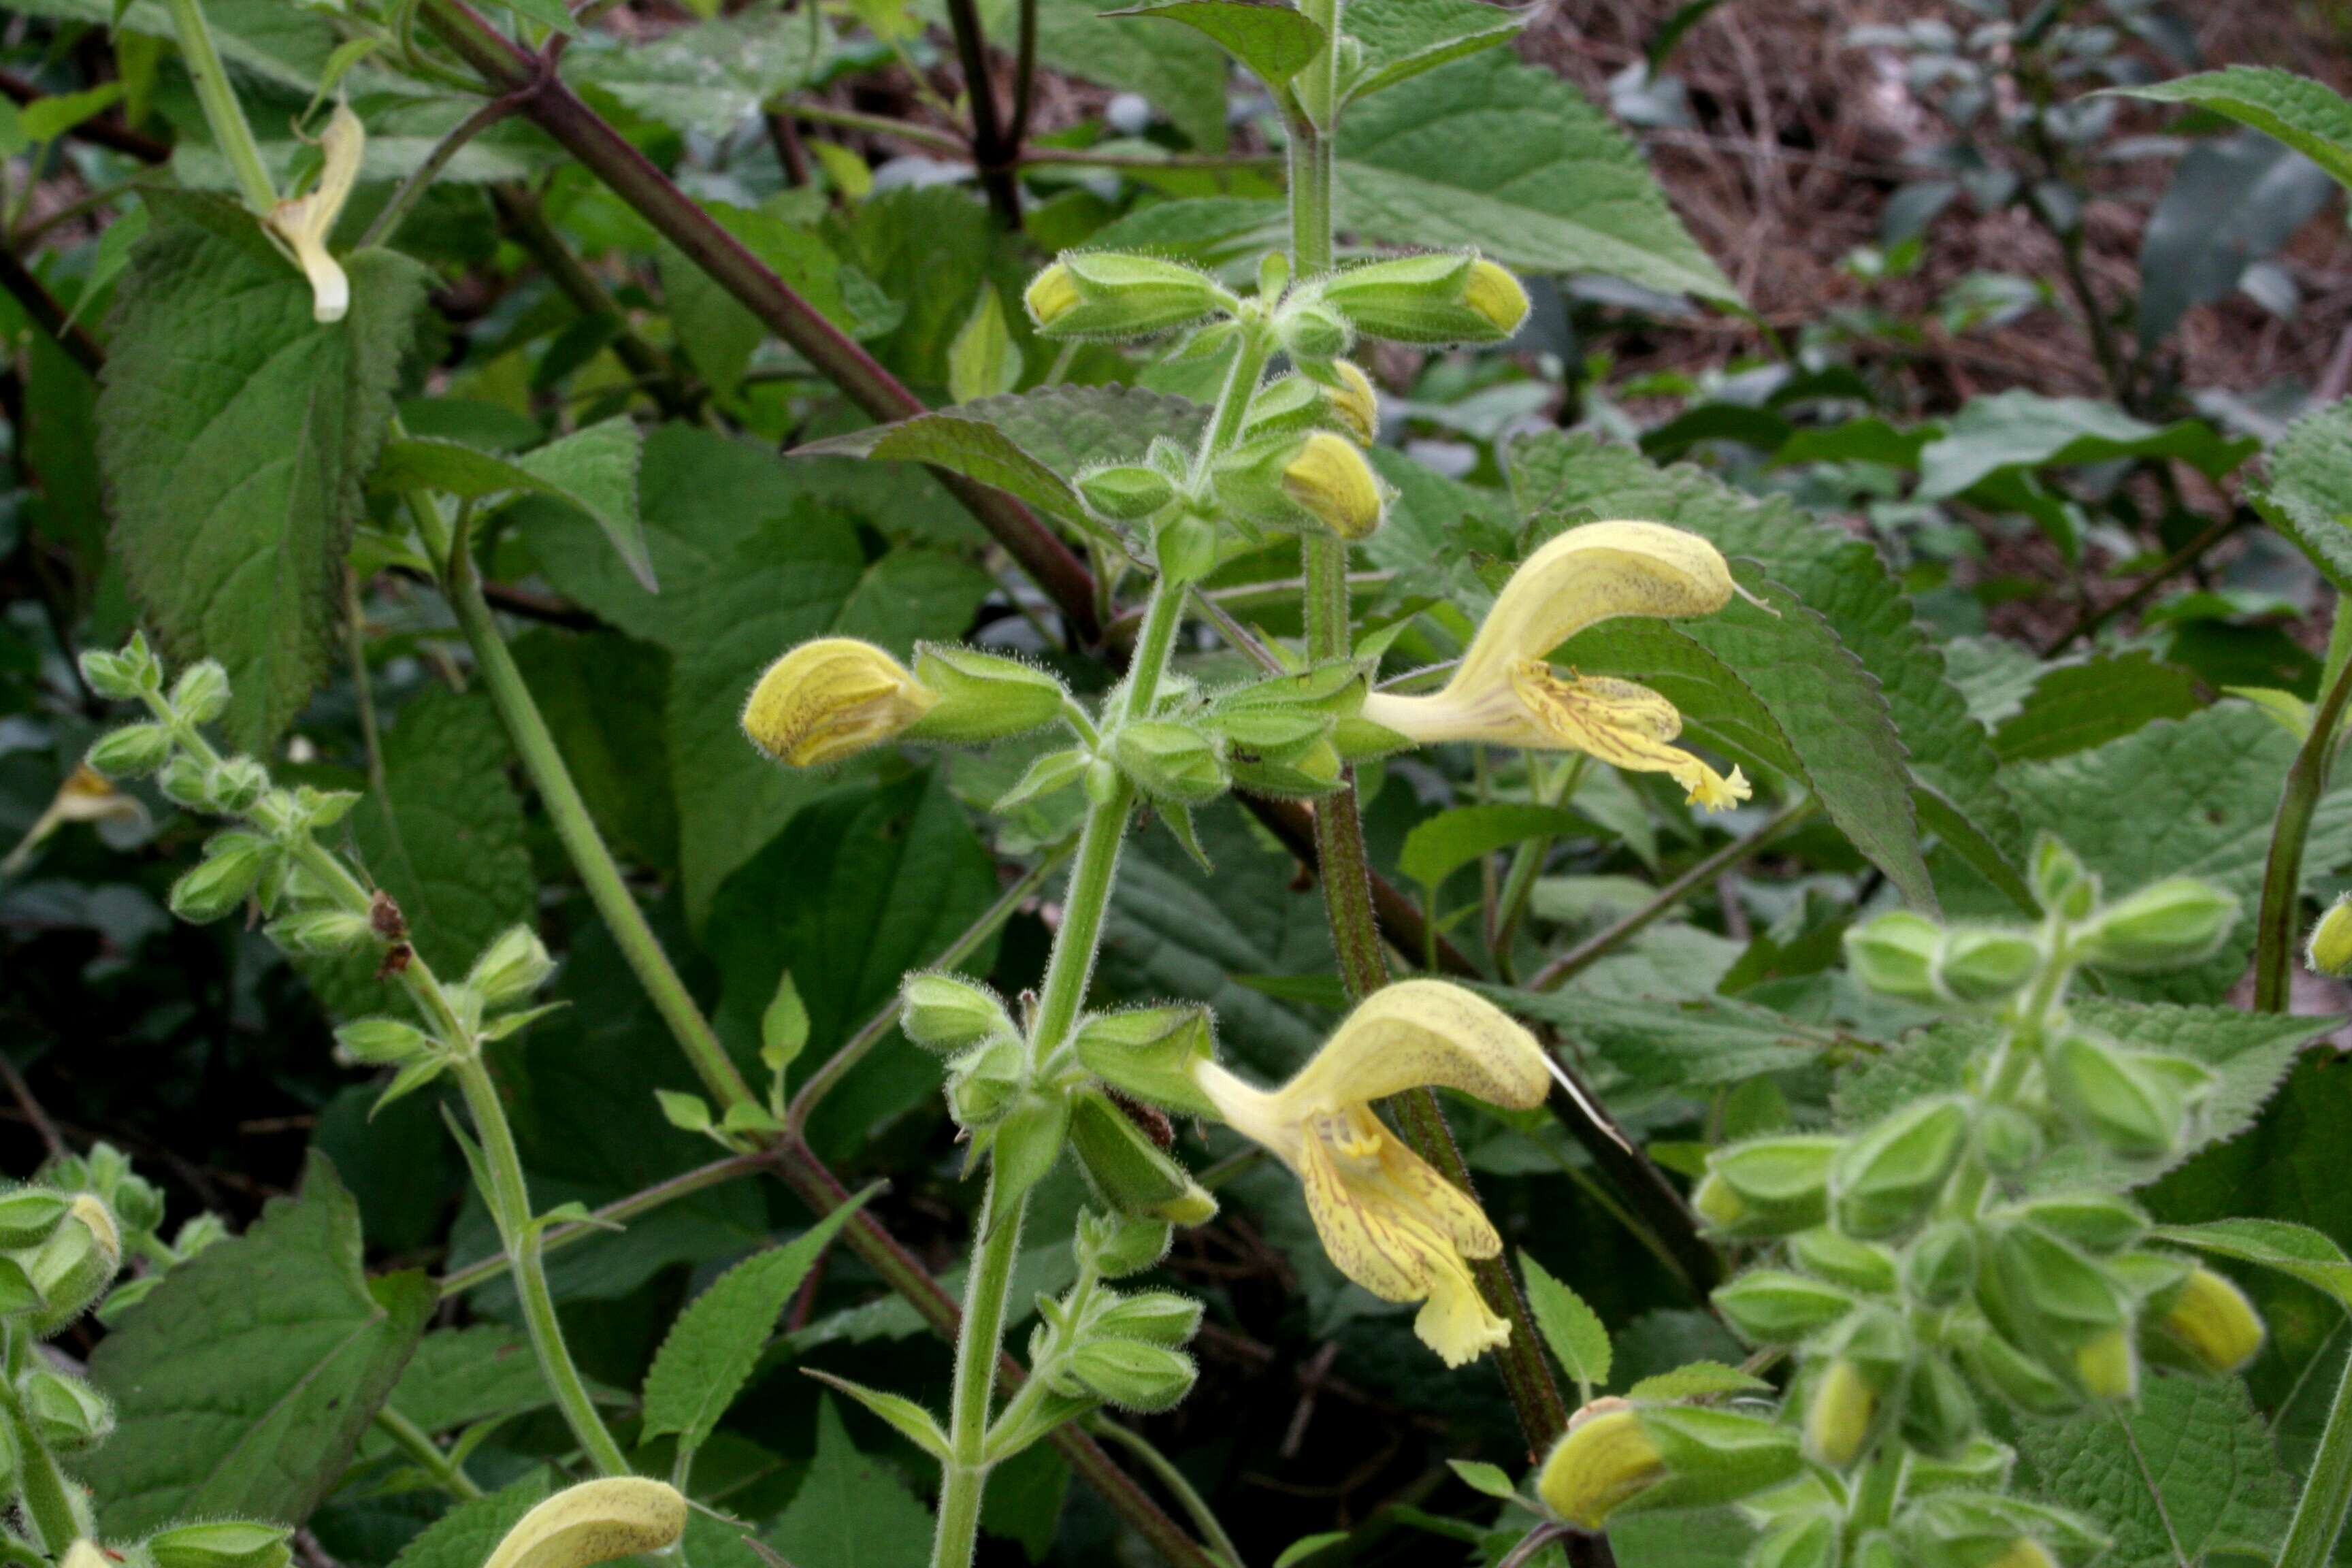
[
  {"x1": 468, "y1": 925, "x2": 555, "y2": 1010},
  {"x1": 1712, "y1": 1270, "x2": 1853, "y2": 1344},
  {"x1": 2072, "y1": 1326, "x2": 2138, "y2": 1401},
  {"x1": 335, "y1": 1017, "x2": 433, "y2": 1067},
  {"x1": 2045, "y1": 1033, "x2": 2186, "y2": 1160},
  {"x1": 170, "y1": 661, "x2": 231, "y2": 725},
  {"x1": 146, "y1": 1522, "x2": 294, "y2": 1568},
  {"x1": 158, "y1": 752, "x2": 212, "y2": 809},
  {"x1": 2149, "y1": 1267, "x2": 2264, "y2": 1374},
  {"x1": 22, "y1": 1370, "x2": 111, "y2": 1451},
  {"x1": 1804, "y1": 1358, "x2": 1875, "y2": 1469},
  {"x1": 480, "y1": 1477, "x2": 687, "y2": 1568},
  {"x1": 1980, "y1": 1224, "x2": 2127, "y2": 1358},
  {"x1": 86, "y1": 723, "x2": 174, "y2": 779},
  {"x1": 1114, "y1": 721, "x2": 1228, "y2": 804},
  {"x1": 742, "y1": 638, "x2": 938, "y2": 767},
  {"x1": 1788, "y1": 1228, "x2": 1897, "y2": 1294},
  {"x1": 1275, "y1": 302, "x2": 1352, "y2": 361},
  {"x1": 0, "y1": 1190, "x2": 69, "y2": 1250},
  {"x1": 1699, "y1": 1135, "x2": 1839, "y2": 1237},
  {"x1": 1077, "y1": 1209, "x2": 1172, "y2": 1279},
  {"x1": 267, "y1": 908, "x2": 372, "y2": 956},
  {"x1": 169, "y1": 832, "x2": 270, "y2": 924},
  {"x1": 1955, "y1": 1322, "x2": 2080, "y2": 1417},
  {"x1": 1076, "y1": 464, "x2": 1177, "y2": 521},
  {"x1": 1319, "y1": 252, "x2": 1529, "y2": 343},
  {"x1": 1751, "y1": 1516, "x2": 1837, "y2": 1568},
  {"x1": 1537, "y1": 1406, "x2": 1662, "y2": 1529},
  {"x1": 1024, "y1": 252, "x2": 1228, "y2": 340},
  {"x1": 210, "y1": 757, "x2": 267, "y2": 814},
  {"x1": 1931, "y1": 927, "x2": 2040, "y2": 1004},
  {"x1": 1068, "y1": 1337, "x2": 1196, "y2": 1411},
  {"x1": 901, "y1": 973, "x2": 1014, "y2": 1053},
  {"x1": 912, "y1": 645, "x2": 1070, "y2": 747},
  {"x1": 1539, "y1": 1404, "x2": 1803, "y2": 1528},
  {"x1": 1898, "y1": 1354, "x2": 1978, "y2": 1457},
  {"x1": 1831, "y1": 1098, "x2": 1970, "y2": 1240},
  {"x1": 1905, "y1": 1221, "x2": 1978, "y2": 1307},
  {"x1": 2076, "y1": 877, "x2": 2238, "y2": 971},
  {"x1": 1067, "y1": 1091, "x2": 1217, "y2": 1227},
  {"x1": 2010, "y1": 1194, "x2": 2146, "y2": 1256},
  {"x1": 1975, "y1": 1105, "x2": 2042, "y2": 1175},
  {"x1": 1089, "y1": 1288, "x2": 1203, "y2": 1345},
  {"x1": 1323, "y1": 360, "x2": 1380, "y2": 445},
  {"x1": 2310, "y1": 896, "x2": 2352, "y2": 977},
  {"x1": 29, "y1": 1194, "x2": 119, "y2": 1334},
  {"x1": 80, "y1": 647, "x2": 147, "y2": 700},
  {"x1": 1073, "y1": 1007, "x2": 1216, "y2": 1115},
  {"x1": 2030, "y1": 834, "x2": 2097, "y2": 919},
  {"x1": 1280, "y1": 432, "x2": 1388, "y2": 539},
  {"x1": 945, "y1": 1037, "x2": 1026, "y2": 1130},
  {"x1": 1844, "y1": 911, "x2": 1942, "y2": 1002}
]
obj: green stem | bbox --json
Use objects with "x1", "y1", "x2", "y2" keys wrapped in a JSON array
[
  {"x1": 1089, "y1": 1417, "x2": 1244, "y2": 1568},
  {"x1": 451, "y1": 1053, "x2": 632, "y2": 1477},
  {"x1": 419, "y1": 490, "x2": 756, "y2": 1109},
  {"x1": 933, "y1": 1179, "x2": 1026, "y2": 1568},
  {"x1": 159, "y1": 0, "x2": 277, "y2": 216},
  {"x1": 2283, "y1": 1348, "x2": 2352, "y2": 1568},
  {"x1": 372, "y1": 1406, "x2": 485, "y2": 1500},
  {"x1": 2254, "y1": 630, "x2": 2352, "y2": 1011},
  {"x1": 440, "y1": 1150, "x2": 772, "y2": 1296},
  {"x1": 5, "y1": 1404, "x2": 83, "y2": 1552}
]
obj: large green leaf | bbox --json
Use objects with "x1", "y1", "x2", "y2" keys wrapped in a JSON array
[
  {"x1": 526, "y1": 425, "x2": 991, "y2": 918},
  {"x1": 1491, "y1": 984, "x2": 1844, "y2": 1094},
  {"x1": 1342, "y1": 0, "x2": 1526, "y2": 103},
  {"x1": 1031, "y1": 0, "x2": 1230, "y2": 152},
  {"x1": 1107, "y1": 0, "x2": 1326, "y2": 88},
  {"x1": 1916, "y1": 390, "x2": 2257, "y2": 501},
  {"x1": 100, "y1": 195, "x2": 427, "y2": 748},
  {"x1": 2016, "y1": 1374, "x2": 2294, "y2": 1568},
  {"x1": 1510, "y1": 434, "x2": 2017, "y2": 889},
  {"x1": 382, "y1": 1475, "x2": 551, "y2": 1568},
  {"x1": 2112, "y1": 66, "x2": 2352, "y2": 191},
  {"x1": 2257, "y1": 397, "x2": 2352, "y2": 592},
  {"x1": 762, "y1": 1397, "x2": 934, "y2": 1568},
  {"x1": 1990, "y1": 652, "x2": 2202, "y2": 763},
  {"x1": 1336, "y1": 52, "x2": 1735, "y2": 303},
  {"x1": 84, "y1": 1156, "x2": 434, "y2": 1535},
  {"x1": 374, "y1": 418, "x2": 652, "y2": 591}
]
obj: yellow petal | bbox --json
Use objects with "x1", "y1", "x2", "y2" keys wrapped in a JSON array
[
  {"x1": 1414, "y1": 1254, "x2": 1513, "y2": 1368},
  {"x1": 1325, "y1": 361, "x2": 1379, "y2": 445},
  {"x1": 741, "y1": 637, "x2": 938, "y2": 767},
  {"x1": 1463, "y1": 259, "x2": 1531, "y2": 337},
  {"x1": 1024, "y1": 263, "x2": 1080, "y2": 328},
  {"x1": 1280, "y1": 431, "x2": 1386, "y2": 539},
  {"x1": 265, "y1": 103, "x2": 365, "y2": 325},
  {"x1": 1509, "y1": 663, "x2": 1751, "y2": 813},
  {"x1": 1537, "y1": 1407, "x2": 1665, "y2": 1529},
  {"x1": 1456, "y1": 521, "x2": 1735, "y2": 698},
  {"x1": 1283, "y1": 978, "x2": 1550, "y2": 1114}
]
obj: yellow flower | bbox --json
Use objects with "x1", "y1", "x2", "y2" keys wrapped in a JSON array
[
  {"x1": 264, "y1": 102, "x2": 364, "y2": 325},
  {"x1": 1, "y1": 765, "x2": 148, "y2": 878},
  {"x1": 1461, "y1": 259, "x2": 1531, "y2": 338},
  {"x1": 1360, "y1": 520, "x2": 1753, "y2": 811},
  {"x1": 1536, "y1": 1401, "x2": 1662, "y2": 1529},
  {"x1": 742, "y1": 637, "x2": 938, "y2": 766},
  {"x1": 1190, "y1": 979, "x2": 1549, "y2": 1367},
  {"x1": 481, "y1": 1478, "x2": 687, "y2": 1568},
  {"x1": 2155, "y1": 1267, "x2": 2265, "y2": 1373},
  {"x1": 1324, "y1": 361, "x2": 1380, "y2": 445},
  {"x1": 1280, "y1": 431, "x2": 1387, "y2": 539}
]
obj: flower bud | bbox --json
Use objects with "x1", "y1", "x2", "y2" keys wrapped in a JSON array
[
  {"x1": 28, "y1": 1194, "x2": 120, "y2": 1334},
  {"x1": 742, "y1": 638, "x2": 938, "y2": 767},
  {"x1": 1931, "y1": 927, "x2": 2041, "y2": 1004},
  {"x1": 1980, "y1": 1224, "x2": 2127, "y2": 1356},
  {"x1": 170, "y1": 660, "x2": 231, "y2": 725},
  {"x1": 1831, "y1": 1098, "x2": 1970, "y2": 1240},
  {"x1": 481, "y1": 1477, "x2": 687, "y2": 1568},
  {"x1": 1955, "y1": 1322, "x2": 2080, "y2": 1418},
  {"x1": 1750, "y1": 1515, "x2": 1838, "y2": 1568},
  {"x1": 2009, "y1": 1194, "x2": 2146, "y2": 1256},
  {"x1": 1114, "y1": 721, "x2": 1228, "y2": 804},
  {"x1": 1712, "y1": 1270, "x2": 1853, "y2": 1344},
  {"x1": 1906, "y1": 1222, "x2": 1978, "y2": 1307},
  {"x1": 909, "y1": 645, "x2": 1071, "y2": 745},
  {"x1": 2045, "y1": 1033, "x2": 2185, "y2": 1161},
  {"x1": 2075, "y1": 877, "x2": 2239, "y2": 971},
  {"x1": 210, "y1": 757, "x2": 267, "y2": 814},
  {"x1": 1067, "y1": 1090, "x2": 1217, "y2": 1227},
  {"x1": 1075, "y1": 463, "x2": 1177, "y2": 522},
  {"x1": 1805, "y1": 1358, "x2": 1876, "y2": 1469},
  {"x1": 335, "y1": 1017, "x2": 433, "y2": 1067},
  {"x1": 1280, "y1": 432, "x2": 1388, "y2": 539},
  {"x1": 267, "y1": 909, "x2": 373, "y2": 956},
  {"x1": 2310, "y1": 896, "x2": 2352, "y2": 977},
  {"x1": 2147, "y1": 1267, "x2": 2264, "y2": 1375},
  {"x1": 0, "y1": 1190, "x2": 71, "y2": 1250},
  {"x1": 146, "y1": 1522, "x2": 294, "y2": 1568},
  {"x1": 169, "y1": 832, "x2": 270, "y2": 924},
  {"x1": 2030, "y1": 834, "x2": 2097, "y2": 919},
  {"x1": 22, "y1": 1369, "x2": 112, "y2": 1451},
  {"x1": 1844, "y1": 911, "x2": 1942, "y2": 1002},
  {"x1": 86, "y1": 723, "x2": 174, "y2": 779},
  {"x1": 159, "y1": 752, "x2": 212, "y2": 809},
  {"x1": 1788, "y1": 1228, "x2": 1898, "y2": 1294},
  {"x1": 1699, "y1": 1134, "x2": 1840, "y2": 1237},
  {"x1": 1537, "y1": 1403, "x2": 1801, "y2": 1529},
  {"x1": 1068, "y1": 1337, "x2": 1196, "y2": 1411},
  {"x1": 1275, "y1": 301, "x2": 1352, "y2": 361},
  {"x1": 1073, "y1": 1006, "x2": 1216, "y2": 1115},
  {"x1": 1088, "y1": 1288, "x2": 1203, "y2": 1346},
  {"x1": 2072, "y1": 1326, "x2": 2138, "y2": 1401},
  {"x1": 1024, "y1": 252, "x2": 1229, "y2": 340},
  {"x1": 1077, "y1": 1209, "x2": 1172, "y2": 1279},
  {"x1": 1904, "y1": 1435, "x2": 2015, "y2": 1496},
  {"x1": 468, "y1": 925, "x2": 556, "y2": 1011},
  {"x1": 1322, "y1": 360, "x2": 1380, "y2": 445},
  {"x1": 901, "y1": 973, "x2": 1015, "y2": 1053},
  {"x1": 945, "y1": 1036, "x2": 1026, "y2": 1130},
  {"x1": 81, "y1": 646, "x2": 148, "y2": 700},
  {"x1": 1318, "y1": 252, "x2": 1529, "y2": 344},
  {"x1": 1228, "y1": 735, "x2": 1343, "y2": 798},
  {"x1": 1974, "y1": 1105, "x2": 2042, "y2": 1175},
  {"x1": 1899, "y1": 1354, "x2": 1979, "y2": 1458},
  {"x1": 1538, "y1": 1405, "x2": 1661, "y2": 1529}
]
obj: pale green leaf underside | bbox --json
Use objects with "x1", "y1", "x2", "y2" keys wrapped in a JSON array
[{"x1": 2114, "y1": 66, "x2": 2352, "y2": 191}]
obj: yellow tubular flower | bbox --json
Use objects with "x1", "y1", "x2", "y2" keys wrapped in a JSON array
[
  {"x1": 481, "y1": 1479, "x2": 687, "y2": 1568},
  {"x1": 265, "y1": 102, "x2": 364, "y2": 324},
  {"x1": 1280, "y1": 431, "x2": 1386, "y2": 539},
  {"x1": 1537, "y1": 1403, "x2": 1664, "y2": 1529},
  {"x1": 742, "y1": 637, "x2": 938, "y2": 767},
  {"x1": 1023, "y1": 263, "x2": 1081, "y2": 329},
  {"x1": 1462, "y1": 259, "x2": 1532, "y2": 338},
  {"x1": 1189, "y1": 979, "x2": 1550, "y2": 1367},
  {"x1": 1360, "y1": 520, "x2": 1753, "y2": 811}
]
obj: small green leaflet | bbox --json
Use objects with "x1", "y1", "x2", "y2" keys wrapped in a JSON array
[
  {"x1": 638, "y1": 1186, "x2": 876, "y2": 1458},
  {"x1": 1446, "y1": 1458, "x2": 1520, "y2": 1500},
  {"x1": 1520, "y1": 1254, "x2": 1611, "y2": 1398},
  {"x1": 1397, "y1": 802, "x2": 1587, "y2": 892},
  {"x1": 946, "y1": 287, "x2": 1023, "y2": 406},
  {"x1": 1625, "y1": 1361, "x2": 1771, "y2": 1401},
  {"x1": 762, "y1": 969, "x2": 811, "y2": 1077},
  {"x1": 1273, "y1": 1535, "x2": 1349, "y2": 1568},
  {"x1": 373, "y1": 418, "x2": 653, "y2": 591},
  {"x1": 1105, "y1": 1, "x2": 1327, "y2": 89}
]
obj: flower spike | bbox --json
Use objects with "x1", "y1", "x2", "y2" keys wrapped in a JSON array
[
  {"x1": 1190, "y1": 979, "x2": 1549, "y2": 1367},
  {"x1": 1361, "y1": 520, "x2": 1753, "y2": 811}
]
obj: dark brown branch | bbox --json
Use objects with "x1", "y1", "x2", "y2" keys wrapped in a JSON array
[{"x1": 0, "y1": 247, "x2": 103, "y2": 378}]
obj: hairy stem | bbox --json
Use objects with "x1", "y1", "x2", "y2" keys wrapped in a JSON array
[
  {"x1": 2282, "y1": 1347, "x2": 2352, "y2": 1568},
  {"x1": 372, "y1": 1406, "x2": 485, "y2": 1500},
  {"x1": 2254, "y1": 618, "x2": 2352, "y2": 1011},
  {"x1": 159, "y1": 0, "x2": 276, "y2": 216}
]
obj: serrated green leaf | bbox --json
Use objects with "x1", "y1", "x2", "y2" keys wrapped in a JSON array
[
  {"x1": 801, "y1": 1369, "x2": 949, "y2": 1460},
  {"x1": 1083, "y1": 197, "x2": 1291, "y2": 268},
  {"x1": 2110, "y1": 66, "x2": 2352, "y2": 191},
  {"x1": 1337, "y1": 52, "x2": 1735, "y2": 303},
  {"x1": 82, "y1": 1155, "x2": 434, "y2": 1533},
  {"x1": 1625, "y1": 1361, "x2": 1772, "y2": 1401},
  {"x1": 2153, "y1": 1218, "x2": 2352, "y2": 1313},
  {"x1": 382, "y1": 1473, "x2": 551, "y2": 1568},
  {"x1": 378, "y1": 418, "x2": 652, "y2": 591},
  {"x1": 1343, "y1": 0, "x2": 1525, "y2": 101},
  {"x1": 1488, "y1": 983, "x2": 1840, "y2": 1094},
  {"x1": 100, "y1": 195, "x2": 428, "y2": 749},
  {"x1": 763, "y1": 1396, "x2": 934, "y2": 1568},
  {"x1": 1521, "y1": 1254, "x2": 1612, "y2": 1394},
  {"x1": 640, "y1": 1189, "x2": 874, "y2": 1454},
  {"x1": 1033, "y1": 0, "x2": 1230, "y2": 152},
  {"x1": 1107, "y1": 0, "x2": 1326, "y2": 88},
  {"x1": 1398, "y1": 803, "x2": 1588, "y2": 892},
  {"x1": 1916, "y1": 390, "x2": 2258, "y2": 500},
  {"x1": 1991, "y1": 652, "x2": 2202, "y2": 762},
  {"x1": 2257, "y1": 398, "x2": 2352, "y2": 592},
  {"x1": 2016, "y1": 1374, "x2": 2294, "y2": 1568},
  {"x1": 379, "y1": 1327, "x2": 567, "y2": 1438}
]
